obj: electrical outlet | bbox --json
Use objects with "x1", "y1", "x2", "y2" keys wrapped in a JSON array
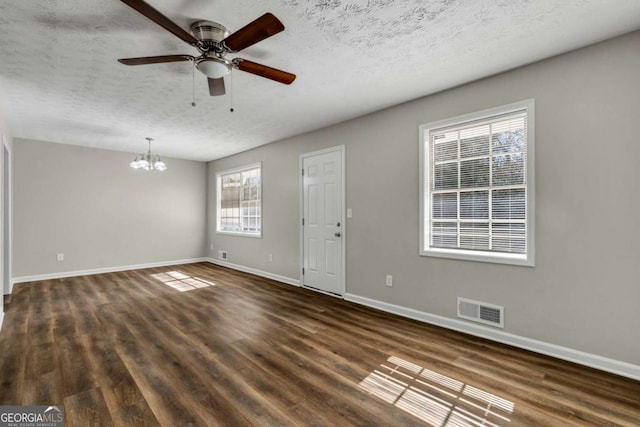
[
  {"x1": 268, "y1": 253, "x2": 273, "y2": 262},
  {"x1": 218, "y1": 250, "x2": 227, "y2": 260},
  {"x1": 210, "y1": 243, "x2": 214, "y2": 251},
  {"x1": 57, "y1": 253, "x2": 64, "y2": 262},
  {"x1": 386, "y1": 275, "x2": 393, "y2": 287}
]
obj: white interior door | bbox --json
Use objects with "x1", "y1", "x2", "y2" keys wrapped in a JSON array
[{"x1": 301, "y1": 147, "x2": 344, "y2": 295}]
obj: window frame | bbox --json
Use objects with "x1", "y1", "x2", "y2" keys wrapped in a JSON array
[
  {"x1": 216, "y1": 162, "x2": 262, "y2": 238},
  {"x1": 419, "y1": 99, "x2": 535, "y2": 266}
]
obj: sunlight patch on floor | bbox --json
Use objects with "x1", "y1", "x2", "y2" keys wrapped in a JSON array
[
  {"x1": 359, "y1": 356, "x2": 514, "y2": 426},
  {"x1": 150, "y1": 271, "x2": 216, "y2": 292}
]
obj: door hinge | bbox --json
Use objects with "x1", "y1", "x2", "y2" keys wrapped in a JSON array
[
  {"x1": 302, "y1": 218, "x2": 305, "y2": 226},
  {"x1": 302, "y1": 268, "x2": 305, "y2": 275},
  {"x1": 302, "y1": 168, "x2": 304, "y2": 176}
]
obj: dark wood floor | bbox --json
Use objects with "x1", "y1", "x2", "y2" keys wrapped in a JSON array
[{"x1": 1, "y1": 263, "x2": 638, "y2": 426}]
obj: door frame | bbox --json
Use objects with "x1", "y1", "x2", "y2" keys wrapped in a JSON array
[
  {"x1": 299, "y1": 145, "x2": 346, "y2": 296},
  {"x1": 1, "y1": 134, "x2": 11, "y2": 298}
]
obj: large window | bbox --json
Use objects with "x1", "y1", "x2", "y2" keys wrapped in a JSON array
[
  {"x1": 420, "y1": 100, "x2": 534, "y2": 266},
  {"x1": 216, "y1": 163, "x2": 261, "y2": 237}
]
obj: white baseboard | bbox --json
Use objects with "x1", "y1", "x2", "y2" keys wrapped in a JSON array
[
  {"x1": 344, "y1": 293, "x2": 640, "y2": 381},
  {"x1": 205, "y1": 258, "x2": 300, "y2": 287},
  {"x1": 11, "y1": 258, "x2": 209, "y2": 285}
]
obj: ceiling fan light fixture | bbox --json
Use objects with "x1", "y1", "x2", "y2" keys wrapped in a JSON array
[{"x1": 195, "y1": 57, "x2": 231, "y2": 79}]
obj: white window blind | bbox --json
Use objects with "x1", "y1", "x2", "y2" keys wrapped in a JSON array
[
  {"x1": 420, "y1": 100, "x2": 534, "y2": 266},
  {"x1": 217, "y1": 163, "x2": 261, "y2": 236}
]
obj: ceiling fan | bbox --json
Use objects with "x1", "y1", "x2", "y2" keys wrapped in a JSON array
[{"x1": 117, "y1": 0, "x2": 296, "y2": 96}]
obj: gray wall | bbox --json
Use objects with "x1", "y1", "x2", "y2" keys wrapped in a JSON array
[
  {"x1": 13, "y1": 139, "x2": 206, "y2": 277},
  {"x1": 207, "y1": 31, "x2": 640, "y2": 365}
]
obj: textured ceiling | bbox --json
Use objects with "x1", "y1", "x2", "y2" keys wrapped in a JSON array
[{"x1": 0, "y1": 0, "x2": 639, "y2": 161}]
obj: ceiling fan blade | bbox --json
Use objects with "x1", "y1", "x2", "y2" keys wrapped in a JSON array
[
  {"x1": 208, "y1": 77, "x2": 226, "y2": 96},
  {"x1": 118, "y1": 55, "x2": 194, "y2": 65},
  {"x1": 222, "y1": 13, "x2": 284, "y2": 52},
  {"x1": 233, "y1": 59, "x2": 296, "y2": 85},
  {"x1": 120, "y1": 0, "x2": 199, "y2": 46}
]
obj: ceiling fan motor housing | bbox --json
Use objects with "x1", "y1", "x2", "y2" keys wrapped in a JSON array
[{"x1": 190, "y1": 21, "x2": 229, "y2": 53}]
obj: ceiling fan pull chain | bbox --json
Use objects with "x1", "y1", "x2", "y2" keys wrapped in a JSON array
[
  {"x1": 230, "y1": 69, "x2": 234, "y2": 113},
  {"x1": 191, "y1": 61, "x2": 196, "y2": 107}
]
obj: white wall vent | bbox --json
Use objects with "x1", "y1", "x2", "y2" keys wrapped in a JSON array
[
  {"x1": 457, "y1": 297, "x2": 504, "y2": 328},
  {"x1": 218, "y1": 250, "x2": 227, "y2": 260}
]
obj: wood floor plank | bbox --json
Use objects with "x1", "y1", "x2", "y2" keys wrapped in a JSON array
[
  {"x1": 36, "y1": 370, "x2": 63, "y2": 405},
  {"x1": 188, "y1": 330, "x2": 326, "y2": 425},
  {"x1": 125, "y1": 309, "x2": 301, "y2": 426},
  {"x1": 111, "y1": 325, "x2": 207, "y2": 426},
  {"x1": 229, "y1": 337, "x2": 355, "y2": 426},
  {"x1": 242, "y1": 335, "x2": 428, "y2": 426},
  {"x1": 110, "y1": 403, "x2": 161, "y2": 427},
  {"x1": 1, "y1": 262, "x2": 638, "y2": 426},
  {"x1": 107, "y1": 296, "x2": 255, "y2": 426},
  {"x1": 79, "y1": 325, "x2": 157, "y2": 423},
  {"x1": 64, "y1": 387, "x2": 114, "y2": 427}
]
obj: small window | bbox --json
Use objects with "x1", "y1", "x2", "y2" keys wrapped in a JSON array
[
  {"x1": 216, "y1": 163, "x2": 262, "y2": 237},
  {"x1": 420, "y1": 100, "x2": 535, "y2": 266}
]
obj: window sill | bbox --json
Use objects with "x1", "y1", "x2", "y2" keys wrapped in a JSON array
[
  {"x1": 216, "y1": 231, "x2": 262, "y2": 239},
  {"x1": 420, "y1": 247, "x2": 534, "y2": 267}
]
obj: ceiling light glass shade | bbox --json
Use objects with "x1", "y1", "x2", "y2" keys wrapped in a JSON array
[
  {"x1": 154, "y1": 158, "x2": 167, "y2": 171},
  {"x1": 130, "y1": 156, "x2": 142, "y2": 169},
  {"x1": 195, "y1": 57, "x2": 231, "y2": 79}
]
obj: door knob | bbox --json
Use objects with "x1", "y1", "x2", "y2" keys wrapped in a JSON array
[{"x1": 334, "y1": 232, "x2": 341, "y2": 237}]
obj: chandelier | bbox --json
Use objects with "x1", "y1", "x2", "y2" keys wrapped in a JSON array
[{"x1": 130, "y1": 137, "x2": 167, "y2": 171}]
